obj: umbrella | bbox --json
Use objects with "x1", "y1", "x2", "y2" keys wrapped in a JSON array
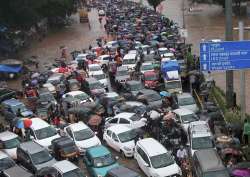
[
  {"x1": 16, "y1": 118, "x2": 32, "y2": 129},
  {"x1": 31, "y1": 72, "x2": 40, "y2": 79},
  {"x1": 231, "y1": 169, "x2": 250, "y2": 177},
  {"x1": 160, "y1": 91, "x2": 171, "y2": 97}
]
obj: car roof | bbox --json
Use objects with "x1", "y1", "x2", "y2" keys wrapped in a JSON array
[
  {"x1": 30, "y1": 118, "x2": 50, "y2": 130},
  {"x1": 87, "y1": 145, "x2": 110, "y2": 158},
  {"x1": 141, "y1": 62, "x2": 152, "y2": 66},
  {"x1": 177, "y1": 92, "x2": 193, "y2": 99},
  {"x1": 19, "y1": 141, "x2": 44, "y2": 154},
  {"x1": 123, "y1": 53, "x2": 136, "y2": 60},
  {"x1": 66, "y1": 91, "x2": 85, "y2": 96},
  {"x1": 0, "y1": 151, "x2": 9, "y2": 159},
  {"x1": 144, "y1": 71, "x2": 156, "y2": 76},
  {"x1": 126, "y1": 80, "x2": 141, "y2": 85},
  {"x1": 194, "y1": 149, "x2": 226, "y2": 172},
  {"x1": 99, "y1": 54, "x2": 110, "y2": 58},
  {"x1": 2, "y1": 98, "x2": 21, "y2": 106},
  {"x1": 3, "y1": 165, "x2": 33, "y2": 177},
  {"x1": 138, "y1": 89, "x2": 157, "y2": 95},
  {"x1": 117, "y1": 66, "x2": 128, "y2": 71},
  {"x1": 173, "y1": 108, "x2": 194, "y2": 116},
  {"x1": 53, "y1": 160, "x2": 78, "y2": 173},
  {"x1": 158, "y1": 47, "x2": 168, "y2": 51},
  {"x1": 108, "y1": 166, "x2": 139, "y2": 177},
  {"x1": 138, "y1": 138, "x2": 167, "y2": 156},
  {"x1": 104, "y1": 92, "x2": 119, "y2": 98},
  {"x1": 107, "y1": 124, "x2": 132, "y2": 134},
  {"x1": 68, "y1": 121, "x2": 89, "y2": 131},
  {"x1": 86, "y1": 77, "x2": 98, "y2": 83},
  {"x1": 0, "y1": 131, "x2": 18, "y2": 141},
  {"x1": 89, "y1": 64, "x2": 101, "y2": 68},
  {"x1": 114, "y1": 112, "x2": 135, "y2": 119}
]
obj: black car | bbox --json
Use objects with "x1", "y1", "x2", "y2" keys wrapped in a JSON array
[
  {"x1": 122, "y1": 80, "x2": 145, "y2": 98},
  {"x1": 0, "y1": 88, "x2": 16, "y2": 103},
  {"x1": 136, "y1": 89, "x2": 162, "y2": 109},
  {"x1": 105, "y1": 166, "x2": 141, "y2": 177}
]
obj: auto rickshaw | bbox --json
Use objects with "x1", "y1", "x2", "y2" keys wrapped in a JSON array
[{"x1": 51, "y1": 136, "x2": 79, "y2": 161}]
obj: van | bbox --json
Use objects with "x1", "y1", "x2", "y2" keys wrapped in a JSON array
[
  {"x1": 134, "y1": 138, "x2": 181, "y2": 177},
  {"x1": 30, "y1": 118, "x2": 60, "y2": 150},
  {"x1": 192, "y1": 149, "x2": 230, "y2": 177},
  {"x1": 122, "y1": 53, "x2": 137, "y2": 72}
]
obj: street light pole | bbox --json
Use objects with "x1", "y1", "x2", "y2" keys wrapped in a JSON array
[{"x1": 225, "y1": 0, "x2": 234, "y2": 108}]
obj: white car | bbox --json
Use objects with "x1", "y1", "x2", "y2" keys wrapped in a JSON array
[
  {"x1": 43, "y1": 83, "x2": 56, "y2": 95},
  {"x1": 30, "y1": 118, "x2": 61, "y2": 150},
  {"x1": 62, "y1": 91, "x2": 93, "y2": 103},
  {"x1": 105, "y1": 112, "x2": 147, "y2": 130},
  {"x1": 122, "y1": 53, "x2": 137, "y2": 71},
  {"x1": 64, "y1": 122, "x2": 101, "y2": 154},
  {"x1": 0, "y1": 151, "x2": 15, "y2": 170},
  {"x1": 52, "y1": 160, "x2": 85, "y2": 177},
  {"x1": 140, "y1": 62, "x2": 154, "y2": 74},
  {"x1": 88, "y1": 64, "x2": 102, "y2": 76},
  {"x1": 104, "y1": 125, "x2": 136, "y2": 157},
  {"x1": 0, "y1": 131, "x2": 20, "y2": 159},
  {"x1": 134, "y1": 138, "x2": 182, "y2": 177},
  {"x1": 98, "y1": 9, "x2": 105, "y2": 16},
  {"x1": 176, "y1": 92, "x2": 199, "y2": 113},
  {"x1": 91, "y1": 70, "x2": 108, "y2": 89},
  {"x1": 96, "y1": 55, "x2": 111, "y2": 67},
  {"x1": 104, "y1": 41, "x2": 119, "y2": 49},
  {"x1": 173, "y1": 108, "x2": 199, "y2": 132}
]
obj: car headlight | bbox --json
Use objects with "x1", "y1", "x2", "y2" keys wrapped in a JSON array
[{"x1": 123, "y1": 146, "x2": 131, "y2": 151}]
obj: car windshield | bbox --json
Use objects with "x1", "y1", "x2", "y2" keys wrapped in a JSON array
[
  {"x1": 74, "y1": 93, "x2": 89, "y2": 101},
  {"x1": 179, "y1": 96, "x2": 195, "y2": 106},
  {"x1": 0, "y1": 157, "x2": 15, "y2": 171},
  {"x1": 159, "y1": 49, "x2": 168, "y2": 55},
  {"x1": 181, "y1": 114, "x2": 198, "y2": 123},
  {"x1": 123, "y1": 59, "x2": 136, "y2": 65},
  {"x1": 74, "y1": 128, "x2": 94, "y2": 141},
  {"x1": 117, "y1": 70, "x2": 128, "y2": 76},
  {"x1": 165, "y1": 81, "x2": 181, "y2": 90},
  {"x1": 34, "y1": 126, "x2": 57, "y2": 140},
  {"x1": 150, "y1": 153, "x2": 175, "y2": 169},
  {"x1": 31, "y1": 150, "x2": 53, "y2": 165},
  {"x1": 204, "y1": 170, "x2": 229, "y2": 177},
  {"x1": 90, "y1": 66, "x2": 101, "y2": 71},
  {"x1": 89, "y1": 82, "x2": 102, "y2": 89},
  {"x1": 142, "y1": 64, "x2": 154, "y2": 71},
  {"x1": 192, "y1": 136, "x2": 214, "y2": 150},
  {"x1": 63, "y1": 168, "x2": 85, "y2": 177},
  {"x1": 147, "y1": 93, "x2": 161, "y2": 102},
  {"x1": 39, "y1": 93, "x2": 54, "y2": 102},
  {"x1": 130, "y1": 83, "x2": 144, "y2": 91},
  {"x1": 93, "y1": 74, "x2": 105, "y2": 80},
  {"x1": 93, "y1": 153, "x2": 116, "y2": 167},
  {"x1": 118, "y1": 130, "x2": 137, "y2": 143},
  {"x1": 3, "y1": 137, "x2": 20, "y2": 149},
  {"x1": 145, "y1": 74, "x2": 157, "y2": 81},
  {"x1": 12, "y1": 104, "x2": 27, "y2": 113}
]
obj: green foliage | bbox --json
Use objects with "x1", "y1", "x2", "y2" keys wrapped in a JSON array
[
  {"x1": 224, "y1": 111, "x2": 242, "y2": 124},
  {"x1": 211, "y1": 86, "x2": 226, "y2": 112},
  {"x1": 0, "y1": 0, "x2": 74, "y2": 28},
  {"x1": 147, "y1": 0, "x2": 165, "y2": 11}
]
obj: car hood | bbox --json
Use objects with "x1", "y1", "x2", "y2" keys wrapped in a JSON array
[
  {"x1": 76, "y1": 136, "x2": 100, "y2": 149},
  {"x1": 21, "y1": 110, "x2": 33, "y2": 117},
  {"x1": 99, "y1": 79, "x2": 108, "y2": 85},
  {"x1": 179, "y1": 104, "x2": 198, "y2": 113},
  {"x1": 35, "y1": 134, "x2": 60, "y2": 148},
  {"x1": 91, "y1": 88, "x2": 106, "y2": 95},
  {"x1": 35, "y1": 158, "x2": 57, "y2": 171},
  {"x1": 154, "y1": 163, "x2": 180, "y2": 176},
  {"x1": 122, "y1": 140, "x2": 135, "y2": 149},
  {"x1": 93, "y1": 163, "x2": 119, "y2": 177},
  {"x1": 3, "y1": 148, "x2": 17, "y2": 160},
  {"x1": 148, "y1": 100, "x2": 162, "y2": 109}
]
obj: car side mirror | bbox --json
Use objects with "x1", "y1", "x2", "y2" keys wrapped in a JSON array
[
  {"x1": 30, "y1": 136, "x2": 34, "y2": 140},
  {"x1": 143, "y1": 162, "x2": 149, "y2": 167}
]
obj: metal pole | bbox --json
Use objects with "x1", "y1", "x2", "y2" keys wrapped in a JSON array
[
  {"x1": 239, "y1": 21, "x2": 246, "y2": 120},
  {"x1": 225, "y1": 0, "x2": 234, "y2": 108},
  {"x1": 182, "y1": 0, "x2": 186, "y2": 44}
]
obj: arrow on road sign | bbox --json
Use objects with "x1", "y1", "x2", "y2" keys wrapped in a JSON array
[
  {"x1": 202, "y1": 44, "x2": 207, "y2": 52},
  {"x1": 203, "y1": 54, "x2": 206, "y2": 61}
]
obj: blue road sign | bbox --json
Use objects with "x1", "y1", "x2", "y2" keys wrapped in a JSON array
[{"x1": 200, "y1": 41, "x2": 250, "y2": 71}]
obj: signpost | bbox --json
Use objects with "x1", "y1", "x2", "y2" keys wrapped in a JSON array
[{"x1": 200, "y1": 41, "x2": 250, "y2": 71}]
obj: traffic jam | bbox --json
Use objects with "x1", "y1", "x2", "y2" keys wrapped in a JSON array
[{"x1": 0, "y1": 0, "x2": 249, "y2": 177}]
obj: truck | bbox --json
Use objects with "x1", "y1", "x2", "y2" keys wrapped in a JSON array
[{"x1": 161, "y1": 60, "x2": 182, "y2": 94}]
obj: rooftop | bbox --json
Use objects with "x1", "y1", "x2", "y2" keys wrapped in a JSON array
[
  {"x1": 0, "y1": 131, "x2": 18, "y2": 141},
  {"x1": 53, "y1": 160, "x2": 78, "y2": 173},
  {"x1": 138, "y1": 138, "x2": 167, "y2": 156}
]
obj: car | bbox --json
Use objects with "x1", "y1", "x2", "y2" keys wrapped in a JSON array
[
  {"x1": 0, "y1": 131, "x2": 20, "y2": 159},
  {"x1": 104, "y1": 41, "x2": 119, "y2": 49},
  {"x1": 52, "y1": 160, "x2": 86, "y2": 177},
  {"x1": 84, "y1": 145, "x2": 119, "y2": 177},
  {"x1": 104, "y1": 125, "x2": 137, "y2": 157},
  {"x1": 105, "y1": 112, "x2": 147, "y2": 130},
  {"x1": 0, "y1": 151, "x2": 16, "y2": 173},
  {"x1": 122, "y1": 80, "x2": 145, "y2": 97},
  {"x1": 42, "y1": 83, "x2": 56, "y2": 95},
  {"x1": 96, "y1": 55, "x2": 112, "y2": 68},
  {"x1": 1, "y1": 98, "x2": 33, "y2": 117},
  {"x1": 2, "y1": 165, "x2": 34, "y2": 177},
  {"x1": 142, "y1": 71, "x2": 159, "y2": 89},
  {"x1": 17, "y1": 141, "x2": 57, "y2": 173},
  {"x1": 112, "y1": 101, "x2": 146, "y2": 116},
  {"x1": 67, "y1": 79, "x2": 80, "y2": 91},
  {"x1": 105, "y1": 166, "x2": 141, "y2": 177},
  {"x1": 88, "y1": 64, "x2": 103, "y2": 76},
  {"x1": 85, "y1": 77, "x2": 106, "y2": 97},
  {"x1": 62, "y1": 91, "x2": 93, "y2": 104},
  {"x1": 173, "y1": 108, "x2": 199, "y2": 132},
  {"x1": 122, "y1": 53, "x2": 137, "y2": 72},
  {"x1": 98, "y1": 9, "x2": 105, "y2": 16},
  {"x1": 0, "y1": 88, "x2": 16, "y2": 103},
  {"x1": 136, "y1": 89, "x2": 162, "y2": 109},
  {"x1": 140, "y1": 62, "x2": 154, "y2": 74},
  {"x1": 91, "y1": 70, "x2": 108, "y2": 89},
  {"x1": 37, "y1": 90, "x2": 57, "y2": 106},
  {"x1": 188, "y1": 121, "x2": 214, "y2": 156},
  {"x1": 64, "y1": 121, "x2": 101, "y2": 155},
  {"x1": 134, "y1": 138, "x2": 182, "y2": 177},
  {"x1": 176, "y1": 93, "x2": 199, "y2": 113},
  {"x1": 46, "y1": 73, "x2": 65, "y2": 86},
  {"x1": 158, "y1": 48, "x2": 174, "y2": 58},
  {"x1": 115, "y1": 66, "x2": 130, "y2": 85},
  {"x1": 29, "y1": 118, "x2": 61, "y2": 150}
]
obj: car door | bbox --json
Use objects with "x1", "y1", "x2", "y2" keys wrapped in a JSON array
[
  {"x1": 106, "y1": 118, "x2": 118, "y2": 128},
  {"x1": 104, "y1": 130, "x2": 113, "y2": 146},
  {"x1": 134, "y1": 145, "x2": 151, "y2": 177},
  {"x1": 110, "y1": 132, "x2": 120, "y2": 152},
  {"x1": 119, "y1": 118, "x2": 131, "y2": 126}
]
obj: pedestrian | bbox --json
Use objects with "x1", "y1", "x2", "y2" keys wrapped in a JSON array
[
  {"x1": 176, "y1": 145, "x2": 188, "y2": 164},
  {"x1": 243, "y1": 119, "x2": 250, "y2": 145}
]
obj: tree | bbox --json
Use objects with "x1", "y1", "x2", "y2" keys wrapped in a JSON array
[{"x1": 147, "y1": 0, "x2": 165, "y2": 11}]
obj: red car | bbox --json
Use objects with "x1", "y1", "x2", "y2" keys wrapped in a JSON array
[{"x1": 142, "y1": 71, "x2": 159, "y2": 89}]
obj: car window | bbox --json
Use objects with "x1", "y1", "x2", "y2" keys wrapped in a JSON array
[
  {"x1": 109, "y1": 118, "x2": 118, "y2": 124},
  {"x1": 66, "y1": 127, "x2": 73, "y2": 138},
  {"x1": 107, "y1": 130, "x2": 112, "y2": 137},
  {"x1": 112, "y1": 133, "x2": 119, "y2": 142},
  {"x1": 136, "y1": 146, "x2": 150, "y2": 165},
  {"x1": 119, "y1": 118, "x2": 130, "y2": 124}
]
